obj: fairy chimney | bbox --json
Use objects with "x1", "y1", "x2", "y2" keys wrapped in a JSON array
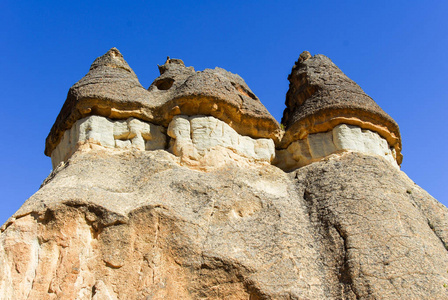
[
  {"x1": 276, "y1": 52, "x2": 402, "y2": 170},
  {"x1": 46, "y1": 48, "x2": 280, "y2": 169},
  {"x1": 3, "y1": 49, "x2": 447, "y2": 300}
]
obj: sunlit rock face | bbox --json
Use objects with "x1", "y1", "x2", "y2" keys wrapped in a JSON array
[
  {"x1": 167, "y1": 115, "x2": 275, "y2": 169},
  {"x1": 50, "y1": 116, "x2": 166, "y2": 168},
  {"x1": 281, "y1": 52, "x2": 402, "y2": 166},
  {"x1": 4, "y1": 49, "x2": 448, "y2": 300},
  {"x1": 45, "y1": 49, "x2": 282, "y2": 158},
  {"x1": 275, "y1": 124, "x2": 398, "y2": 171},
  {"x1": 51, "y1": 115, "x2": 275, "y2": 170}
]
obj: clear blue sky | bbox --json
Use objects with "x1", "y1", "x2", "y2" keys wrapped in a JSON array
[{"x1": 1, "y1": 1, "x2": 447, "y2": 225}]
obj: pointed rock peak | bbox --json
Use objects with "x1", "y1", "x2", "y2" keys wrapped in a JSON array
[
  {"x1": 158, "y1": 57, "x2": 191, "y2": 75},
  {"x1": 90, "y1": 47, "x2": 133, "y2": 73},
  {"x1": 281, "y1": 52, "x2": 402, "y2": 164},
  {"x1": 44, "y1": 48, "x2": 149, "y2": 157}
]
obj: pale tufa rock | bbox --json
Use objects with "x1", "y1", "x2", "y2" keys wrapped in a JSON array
[
  {"x1": 51, "y1": 115, "x2": 166, "y2": 168},
  {"x1": 167, "y1": 115, "x2": 275, "y2": 169},
  {"x1": 45, "y1": 49, "x2": 281, "y2": 157},
  {"x1": 2, "y1": 151, "x2": 448, "y2": 299},
  {"x1": 275, "y1": 124, "x2": 398, "y2": 171},
  {"x1": 281, "y1": 52, "x2": 402, "y2": 165},
  {"x1": 2, "y1": 50, "x2": 447, "y2": 299}
]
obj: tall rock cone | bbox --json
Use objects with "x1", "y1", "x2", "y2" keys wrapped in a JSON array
[
  {"x1": 1, "y1": 50, "x2": 448, "y2": 299},
  {"x1": 280, "y1": 52, "x2": 402, "y2": 166},
  {"x1": 45, "y1": 48, "x2": 152, "y2": 158}
]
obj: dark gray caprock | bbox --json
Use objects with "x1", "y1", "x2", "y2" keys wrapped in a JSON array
[{"x1": 281, "y1": 52, "x2": 402, "y2": 164}]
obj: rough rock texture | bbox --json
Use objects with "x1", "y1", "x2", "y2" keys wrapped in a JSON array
[
  {"x1": 45, "y1": 49, "x2": 281, "y2": 157},
  {"x1": 50, "y1": 115, "x2": 166, "y2": 168},
  {"x1": 295, "y1": 153, "x2": 448, "y2": 299},
  {"x1": 45, "y1": 48, "x2": 153, "y2": 157},
  {"x1": 275, "y1": 124, "x2": 398, "y2": 171},
  {"x1": 167, "y1": 115, "x2": 275, "y2": 169},
  {"x1": 2, "y1": 50, "x2": 447, "y2": 299},
  {"x1": 2, "y1": 151, "x2": 448, "y2": 299},
  {"x1": 281, "y1": 52, "x2": 402, "y2": 164},
  {"x1": 50, "y1": 114, "x2": 274, "y2": 170},
  {"x1": 147, "y1": 59, "x2": 281, "y2": 143},
  {"x1": 1, "y1": 150, "x2": 328, "y2": 299}
]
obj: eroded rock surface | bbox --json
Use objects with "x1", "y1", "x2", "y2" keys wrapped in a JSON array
[
  {"x1": 2, "y1": 49, "x2": 447, "y2": 299},
  {"x1": 45, "y1": 49, "x2": 281, "y2": 157},
  {"x1": 1, "y1": 150, "x2": 328, "y2": 299},
  {"x1": 51, "y1": 115, "x2": 166, "y2": 168},
  {"x1": 50, "y1": 114, "x2": 275, "y2": 170},
  {"x1": 167, "y1": 115, "x2": 275, "y2": 169},
  {"x1": 275, "y1": 124, "x2": 398, "y2": 171},
  {"x1": 2, "y1": 151, "x2": 448, "y2": 299},
  {"x1": 281, "y1": 52, "x2": 402, "y2": 164}
]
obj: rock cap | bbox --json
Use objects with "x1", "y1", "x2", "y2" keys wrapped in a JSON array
[
  {"x1": 45, "y1": 50, "x2": 281, "y2": 157},
  {"x1": 147, "y1": 60, "x2": 281, "y2": 142},
  {"x1": 45, "y1": 48, "x2": 152, "y2": 156},
  {"x1": 281, "y1": 52, "x2": 402, "y2": 164}
]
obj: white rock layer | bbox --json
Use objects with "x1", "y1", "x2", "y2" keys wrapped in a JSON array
[
  {"x1": 51, "y1": 116, "x2": 396, "y2": 172},
  {"x1": 275, "y1": 124, "x2": 398, "y2": 171},
  {"x1": 167, "y1": 115, "x2": 275, "y2": 167},
  {"x1": 51, "y1": 115, "x2": 275, "y2": 170},
  {"x1": 51, "y1": 116, "x2": 167, "y2": 168}
]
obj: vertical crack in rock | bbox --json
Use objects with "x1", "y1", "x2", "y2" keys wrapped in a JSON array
[
  {"x1": 427, "y1": 219, "x2": 448, "y2": 252},
  {"x1": 200, "y1": 189, "x2": 216, "y2": 270},
  {"x1": 302, "y1": 188, "x2": 358, "y2": 299},
  {"x1": 333, "y1": 224, "x2": 360, "y2": 299},
  {"x1": 405, "y1": 191, "x2": 448, "y2": 253},
  {"x1": 151, "y1": 213, "x2": 161, "y2": 285}
]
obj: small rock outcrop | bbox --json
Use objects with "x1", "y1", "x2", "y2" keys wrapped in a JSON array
[{"x1": 2, "y1": 48, "x2": 448, "y2": 300}]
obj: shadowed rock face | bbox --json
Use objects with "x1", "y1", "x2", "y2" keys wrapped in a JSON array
[
  {"x1": 2, "y1": 49, "x2": 447, "y2": 299},
  {"x1": 281, "y1": 53, "x2": 402, "y2": 164}
]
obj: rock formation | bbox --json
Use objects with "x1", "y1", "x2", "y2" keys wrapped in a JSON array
[
  {"x1": 1, "y1": 49, "x2": 448, "y2": 299},
  {"x1": 277, "y1": 53, "x2": 402, "y2": 170}
]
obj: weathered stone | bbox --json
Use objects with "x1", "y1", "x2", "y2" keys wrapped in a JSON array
[
  {"x1": 2, "y1": 150, "x2": 447, "y2": 299},
  {"x1": 281, "y1": 52, "x2": 402, "y2": 165},
  {"x1": 295, "y1": 153, "x2": 448, "y2": 299},
  {"x1": 167, "y1": 115, "x2": 275, "y2": 169},
  {"x1": 45, "y1": 49, "x2": 281, "y2": 157},
  {"x1": 45, "y1": 48, "x2": 153, "y2": 157},
  {"x1": 50, "y1": 115, "x2": 166, "y2": 168},
  {"x1": 275, "y1": 124, "x2": 398, "y2": 171},
  {"x1": 147, "y1": 60, "x2": 281, "y2": 143},
  {"x1": 2, "y1": 50, "x2": 447, "y2": 300}
]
